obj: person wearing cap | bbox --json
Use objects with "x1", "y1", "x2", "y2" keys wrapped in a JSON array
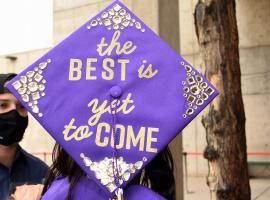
[{"x1": 0, "y1": 73, "x2": 48, "y2": 200}]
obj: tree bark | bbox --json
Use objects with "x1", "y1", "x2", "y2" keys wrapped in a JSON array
[{"x1": 194, "y1": 0, "x2": 251, "y2": 200}]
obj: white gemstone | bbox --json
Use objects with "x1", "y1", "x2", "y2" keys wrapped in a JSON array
[
  {"x1": 106, "y1": 183, "x2": 117, "y2": 192},
  {"x1": 18, "y1": 87, "x2": 27, "y2": 95},
  {"x1": 22, "y1": 94, "x2": 29, "y2": 102},
  {"x1": 135, "y1": 22, "x2": 142, "y2": 29},
  {"x1": 113, "y1": 4, "x2": 122, "y2": 12},
  {"x1": 119, "y1": 9, "x2": 126, "y2": 16},
  {"x1": 103, "y1": 19, "x2": 112, "y2": 26},
  {"x1": 190, "y1": 85, "x2": 201, "y2": 95},
  {"x1": 32, "y1": 92, "x2": 40, "y2": 100},
  {"x1": 123, "y1": 172, "x2": 130, "y2": 181},
  {"x1": 34, "y1": 74, "x2": 43, "y2": 82},
  {"x1": 12, "y1": 81, "x2": 22, "y2": 90},
  {"x1": 206, "y1": 87, "x2": 214, "y2": 95},
  {"x1": 200, "y1": 82, "x2": 208, "y2": 89},
  {"x1": 32, "y1": 105, "x2": 39, "y2": 113},
  {"x1": 39, "y1": 62, "x2": 48, "y2": 69},
  {"x1": 91, "y1": 20, "x2": 98, "y2": 26},
  {"x1": 113, "y1": 24, "x2": 119, "y2": 30},
  {"x1": 39, "y1": 84, "x2": 45, "y2": 91},
  {"x1": 184, "y1": 65, "x2": 192, "y2": 72},
  {"x1": 108, "y1": 9, "x2": 115, "y2": 16},
  {"x1": 112, "y1": 16, "x2": 122, "y2": 24},
  {"x1": 186, "y1": 108, "x2": 194, "y2": 115},
  {"x1": 135, "y1": 161, "x2": 143, "y2": 169},
  {"x1": 102, "y1": 12, "x2": 109, "y2": 18},
  {"x1": 122, "y1": 19, "x2": 130, "y2": 27},
  {"x1": 26, "y1": 71, "x2": 35, "y2": 78},
  {"x1": 187, "y1": 95, "x2": 195, "y2": 103},
  {"x1": 196, "y1": 75, "x2": 203, "y2": 82},
  {"x1": 95, "y1": 171, "x2": 104, "y2": 180},
  {"x1": 125, "y1": 14, "x2": 131, "y2": 20},
  {"x1": 187, "y1": 77, "x2": 196, "y2": 85},
  {"x1": 202, "y1": 93, "x2": 209, "y2": 100},
  {"x1": 101, "y1": 178, "x2": 111, "y2": 185},
  {"x1": 28, "y1": 82, "x2": 39, "y2": 92},
  {"x1": 196, "y1": 99, "x2": 204, "y2": 105},
  {"x1": 20, "y1": 76, "x2": 27, "y2": 84}
]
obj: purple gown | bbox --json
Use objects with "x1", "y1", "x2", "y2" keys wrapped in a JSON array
[{"x1": 41, "y1": 176, "x2": 166, "y2": 200}]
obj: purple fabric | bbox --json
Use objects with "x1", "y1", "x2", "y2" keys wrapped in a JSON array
[
  {"x1": 7, "y1": 0, "x2": 218, "y2": 198},
  {"x1": 41, "y1": 176, "x2": 166, "y2": 200}
]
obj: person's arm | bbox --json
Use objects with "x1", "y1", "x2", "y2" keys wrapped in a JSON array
[{"x1": 9, "y1": 184, "x2": 44, "y2": 200}]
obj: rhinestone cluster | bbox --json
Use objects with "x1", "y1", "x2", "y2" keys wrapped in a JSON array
[
  {"x1": 80, "y1": 153, "x2": 147, "y2": 192},
  {"x1": 12, "y1": 59, "x2": 51, "y2": 118},
  {"x1": 181, "y1": 62, "x2": 215, "y2": 118},
  {"x1": 87, "y1": 4, "x2": 145, "y2": 32}
]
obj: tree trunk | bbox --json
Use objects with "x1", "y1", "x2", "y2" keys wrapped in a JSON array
[{"x1": 194, "y1": 0, "x2": 251, "y2": 200}]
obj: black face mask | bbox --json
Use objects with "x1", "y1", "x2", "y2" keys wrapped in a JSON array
[{"x1": 0, "y1": 110, "x2": 28, "y2": 146}]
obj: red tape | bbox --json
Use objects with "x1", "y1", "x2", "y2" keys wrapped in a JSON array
[{"x1": 183, "y1": 152, "x2": 270, "y2": 156}]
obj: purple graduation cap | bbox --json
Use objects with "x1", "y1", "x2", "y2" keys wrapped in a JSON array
[{"x1": 7, "y1": 0, "x2": 218, "y2": 199}]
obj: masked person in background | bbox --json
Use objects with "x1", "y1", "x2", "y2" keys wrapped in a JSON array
[{"x1": 0, "y1": 73, "x2": 48, "y2": 200}]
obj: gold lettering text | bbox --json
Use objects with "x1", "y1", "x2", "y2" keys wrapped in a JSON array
[
  {"x1": 97, "y1": 31, "x2": 137, "y2": 56},
  {"x1": 86, "y1": 58, "x2": 98, "y2": 80},
  {"x1": 69, "y1": 59, "x2": 82, "y2": 80},
  {"x1": 146, "y1": 127, "x2": 158, "y2": 153}
]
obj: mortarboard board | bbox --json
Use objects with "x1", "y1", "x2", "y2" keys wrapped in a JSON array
[{"x1": 7, "y1": 0, "x2": 218, "y2": 199}]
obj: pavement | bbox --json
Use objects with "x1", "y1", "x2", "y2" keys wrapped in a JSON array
[{"x1": 184, "y1": 177, "x2": 270, "y2": 200}]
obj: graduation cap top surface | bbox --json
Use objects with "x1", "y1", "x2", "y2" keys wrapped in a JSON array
[{"x1": 7, "y1": 0, "x2": 218, "y2": 198}]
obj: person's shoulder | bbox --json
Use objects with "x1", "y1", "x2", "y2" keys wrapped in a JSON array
[
  {"x1": 41, "y1": 177, "x2": 70, "y2": 200},
  {"x1": 20, "y1": 148, "x2": 47, "y2": 166},
  {"x1": 125, "y1": 185, "x2": 167, "y2": 200},
  {"x1": 42, "y1": 176, "x2": 108, "y2": 200},
  {"x1": 19, "y1": 147, "x2": 48, "y2": 173}
]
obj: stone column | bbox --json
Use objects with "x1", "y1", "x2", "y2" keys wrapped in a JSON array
[{"x1": 158, "y1": 0, "x2": 184, "y2": 200}]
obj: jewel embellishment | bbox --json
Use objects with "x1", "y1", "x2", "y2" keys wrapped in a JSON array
[
  {"x1": 80, "y1": 153, "x2": 147, "y2": 193},
  {"x1": 12, "y1": 59, "x2": 51, "y2": 117},
  {"x1": 87, "y1": 4, "x2": 145, "y2": 32},
  {"x1": 181, "y1": 61, "x2": 215, "y2": 118}
]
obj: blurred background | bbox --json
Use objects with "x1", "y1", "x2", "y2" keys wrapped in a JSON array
[{"x1": 0, "y1": 0, "x2": 269, "y2": 199}]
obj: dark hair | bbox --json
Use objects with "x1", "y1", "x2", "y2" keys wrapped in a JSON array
[
  {"x1": 0, "y1": 73, "x2": 17, "y2": 94},
  {"x1": 42, "y1": 144, "x2": 175, "y2": 200}
]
